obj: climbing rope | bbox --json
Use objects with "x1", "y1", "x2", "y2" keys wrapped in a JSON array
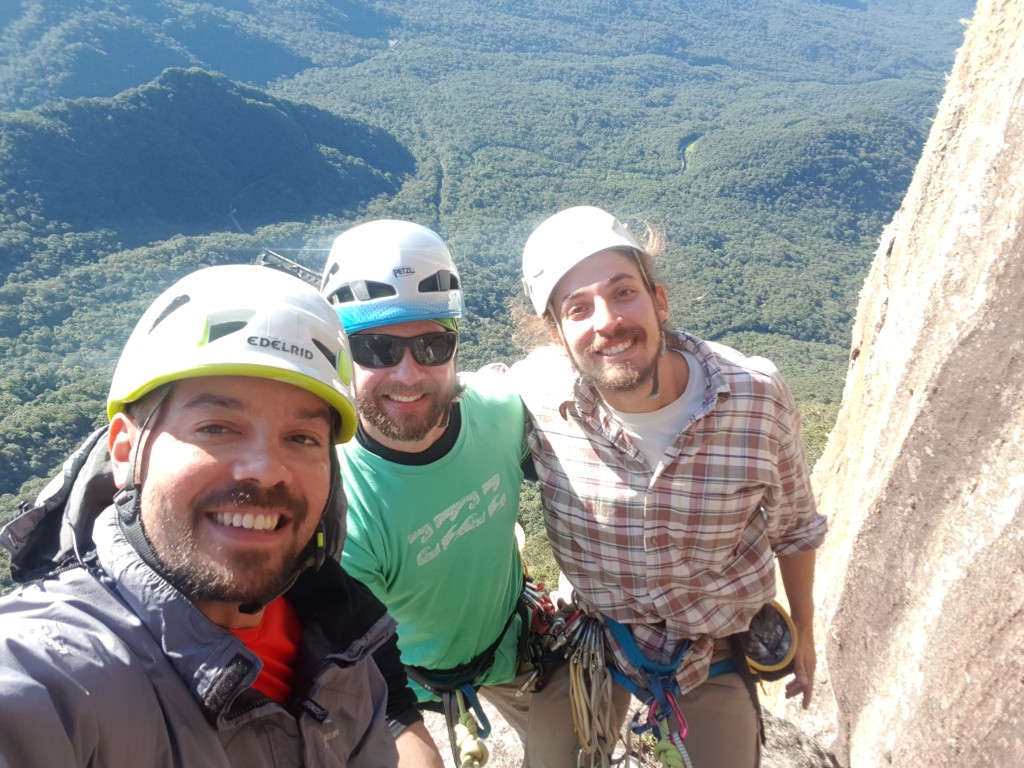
[
  {"x1": 454, "y1": 689, "x2": 489, "y2": 768},
  {"x1": 517, "y1": 586, "x2": 699, "y2": 768},
  {"x1": 566, "y1": 615, "x2": 626, "y2": 768}
]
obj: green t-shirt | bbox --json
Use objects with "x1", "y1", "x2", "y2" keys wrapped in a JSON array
[{"x1": 339, "y1": 371, "x2": 528, "y2": 700}]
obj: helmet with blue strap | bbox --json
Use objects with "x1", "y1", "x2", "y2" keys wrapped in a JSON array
[{"x1": 320, "y1": 219, "x2": 463, "y2": 333}]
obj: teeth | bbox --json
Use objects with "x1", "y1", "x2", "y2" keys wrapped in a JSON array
[
  {"x1": 388, "y1": 394, "x2": 422, "y2": 403},
  {"x1": 600, "y1": 340, "x2": 633, "y2": 355},
  {"x1": 215, "y1": 511, "x2": 279, "y2": 531}
]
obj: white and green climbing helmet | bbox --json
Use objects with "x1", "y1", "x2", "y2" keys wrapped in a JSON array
[
  {"x1": 107, "y1": 264, "x2": 358, "y2": 443},
  {"x1": 320, "y1": 219, "x2": 463, "y2": 334}
]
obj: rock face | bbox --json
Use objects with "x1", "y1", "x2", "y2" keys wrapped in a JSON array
[{"x1": 798, "y1": 0, "x2": 1023, "y2": 765}]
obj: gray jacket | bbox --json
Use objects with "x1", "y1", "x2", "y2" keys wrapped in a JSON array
[{"x1": 0, "y1": 429, "x2": 401, "y2": 767}]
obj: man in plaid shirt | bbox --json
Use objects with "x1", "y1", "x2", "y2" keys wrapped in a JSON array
[{"x1": 513, "y1": 206, "x2": 827, "y2": 768}]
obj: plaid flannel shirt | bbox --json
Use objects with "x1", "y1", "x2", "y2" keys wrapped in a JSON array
[{"x1": 512, "y1": 332, "x2": 827, "y2": 695}]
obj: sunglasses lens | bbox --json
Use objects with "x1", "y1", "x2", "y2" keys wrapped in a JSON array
[
  {"x1": 350, "y1": 335, "x2": 402, "y2": 368},
  {"x1": 412, "y1": 333, "x2": 458, "y2": 365},
  {"x1": 350, "y1": 332, "x2": 457, "y2": 368}
]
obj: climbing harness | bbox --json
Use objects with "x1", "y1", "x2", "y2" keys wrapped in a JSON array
[
  {"x1": 602, "y1": 617, "x2": 695, "y2": 768},
  {"x1": 563, "y1": 613, "x2": 765, "y2": 768},
  {"x1": 406, "y1": 611, "x2": 512, "y2": 768},
  {"x1": 407, "y1": 652, "x2": 495, "y2": 767},
  {"x1": 448, "y1": 589, "x2": 791, "y2": 767},
  {"x1": 405, "y1": 575, "x2": 575, "y2": 767}
]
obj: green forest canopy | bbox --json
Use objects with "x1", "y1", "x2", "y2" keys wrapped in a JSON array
[{"x1": 0, "y1": 0, "x2": 973, "y2": 589}]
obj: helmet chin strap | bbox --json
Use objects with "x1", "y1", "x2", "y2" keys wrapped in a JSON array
[
  {"x1": 647, "y1": 330, "x2": 668, "y2": 400},
  {"x1": 437, "y1": 404, "x2": 452, "y2": 431},
  {"x1": 114, "y1": 388, "x2": 171, "y2": 577}
]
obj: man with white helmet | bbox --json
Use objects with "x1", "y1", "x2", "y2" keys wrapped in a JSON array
[
  {"x1": 513, "y1": 206, "x2": 828, "y2": 768},
  {"x1": 0, "y1": 265, "x2": 415, "y2": 767},
  {"x1": 321, "y1": 220, "x2": 576, "y2": 767}
]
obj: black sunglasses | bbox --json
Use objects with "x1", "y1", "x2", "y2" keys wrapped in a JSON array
[{"x1": 349, "y1": 331, "x2": 458, "y2": 369}]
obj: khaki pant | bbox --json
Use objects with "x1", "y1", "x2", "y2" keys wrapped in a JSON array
[
  {"x1": 482, "y1": 658, "x2": 759, "y2": 768},
  {"x1": 672, "y1": 670, "x2": 760, "y2": 768}
]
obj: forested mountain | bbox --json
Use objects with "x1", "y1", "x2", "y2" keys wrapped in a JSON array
[
  {"x1": 0, "y1": 0, "x2": 973, "y2": 583},
  {"x1": 0, "y1": 68, "x2": 412, "y2": 264}
]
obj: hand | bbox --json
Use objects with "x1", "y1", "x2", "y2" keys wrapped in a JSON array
[
  {"x1": 395, "y1": 721, "x2": 445, "y2": 768},
  {"x1": 784, "y1": 626, "x2": 816, "y2": 709}
]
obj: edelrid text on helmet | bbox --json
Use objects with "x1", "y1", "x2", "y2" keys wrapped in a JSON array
[
  {"x1": 521, "y1": 205, "x2": 642, "y2": 316},
  {"x1": 107, "y1": 264, "x2": 358, "y2": 443},
  {"x1": 320, "y1": 219, "x2": 463, "y2": 334}
]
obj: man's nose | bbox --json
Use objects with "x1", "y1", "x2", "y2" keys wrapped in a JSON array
[
  {"x1": 232, "y1": 433, "x2": 292, "y2": 488},
  {"x1": 387, "y1": 345, "x2": 428, "y2": 381},
  {"x1": 592, "y1": 297, "x2": 621, "y2": 334}
]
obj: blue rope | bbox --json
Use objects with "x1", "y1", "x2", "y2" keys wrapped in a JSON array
[{"x1": 457, "y1": 683, "x2": 491, "y2": 739}]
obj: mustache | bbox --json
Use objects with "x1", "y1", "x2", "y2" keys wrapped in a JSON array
[{"x1": 194, "y1": 482, "x2": 306, "y2": 519}]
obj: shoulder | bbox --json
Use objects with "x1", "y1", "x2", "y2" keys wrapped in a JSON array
[
  {"x1": 697, "y1": 338, "x2": 787, "y2": 392},
  {"x1": 459, "y1": 369, "x2": 521, "y2": 401},
  {"x1": 298, "y1": 562, "x2": 397, "y2": 659},
  {"x1": 507, "y1": 345, "x2": 577, "y2": 411},
  {"x1": 510, "y1": 344, "x2": 575, "y2": 380},
  {"x1": 457, "y1": 370, "x2": 526, "y2": 419},
  {"x1": 0, "y1": 573, "x2": 139, "y2": 664},
  {"x1": 691, "y1": 337, "x2": 799, "y2": 426}
]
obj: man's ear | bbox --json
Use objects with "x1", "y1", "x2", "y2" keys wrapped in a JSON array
[
  {"x1": 654, "y1": 284, "x2": 670, "y2": 324},
  {"x1": 108, "y1": 413, "x2": 137, "y2": 490}
]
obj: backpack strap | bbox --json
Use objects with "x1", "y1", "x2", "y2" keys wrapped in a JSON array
[{"x1": 2, "y1": 426, "x2": 115, "y2": 583}]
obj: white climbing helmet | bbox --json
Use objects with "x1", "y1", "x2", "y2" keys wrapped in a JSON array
[
  {"x1": 320, "y1": 219, "x2": 463, "y2": 334},
  {"x1": 107, "y1": 264, "x2": 357, "y2": 443},
  {"x1": 521, "y1": 205, "x2": 642, "y2": 316}
]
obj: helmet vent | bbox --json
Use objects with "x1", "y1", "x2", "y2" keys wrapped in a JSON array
[
  {"x1": 332, "y1": 280, "x2": 397, "y2": 304},
  {"x1": 207, "y1": 320, "x2": 247, "y2": 342},
  {"x1": 313, "y1": 339, "x2": 337, "y2": 369},
  {"x1": 149, "y1": 294, "x2": 191, "y2": 333},
  {"x1": 418, "y1": 269, "x2": 460, "y2": 293}
]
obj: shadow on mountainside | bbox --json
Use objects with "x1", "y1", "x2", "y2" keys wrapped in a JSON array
[{"x1": 0, "y1": 68, "x2": 414, "y2": 253}]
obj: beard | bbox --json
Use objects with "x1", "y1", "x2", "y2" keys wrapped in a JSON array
[
  {"x1": 144, "y1": 482, "x2": 314, "y2": 607},
  {"x1": 357, "y1": 377, "x2": 464, "y2": 443},
  {"x1": 158, "y1": 547, "x2": 303, "y2": 607},
  {"x1": 575, "y1": 330, "x2": 660, "y2": 393}
]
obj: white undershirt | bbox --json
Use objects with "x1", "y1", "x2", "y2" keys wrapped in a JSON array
[{"x1": 605, "y1": 350, "x2": 707, "y2": 469}]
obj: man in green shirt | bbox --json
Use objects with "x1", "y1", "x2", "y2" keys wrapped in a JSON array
[{"x1": 321, "y1": 219, "x2": 577, "y2": 767}]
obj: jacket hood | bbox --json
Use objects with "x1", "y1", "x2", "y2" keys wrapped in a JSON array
[{"x1": 1, "y1": 426, "x2": 349, "y2": 585}]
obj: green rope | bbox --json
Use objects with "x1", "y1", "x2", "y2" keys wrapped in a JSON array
[
  {"x1": 653, "y1": 738, "x2": 685, "y2": 768},
  {"x1": 455, "y1": 690, "x2": 489, "y2": 768}
]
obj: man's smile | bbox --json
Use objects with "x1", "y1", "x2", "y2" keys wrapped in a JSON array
[{"x1": 212, "y1": 511, "x2": 282, "y2": 531}]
